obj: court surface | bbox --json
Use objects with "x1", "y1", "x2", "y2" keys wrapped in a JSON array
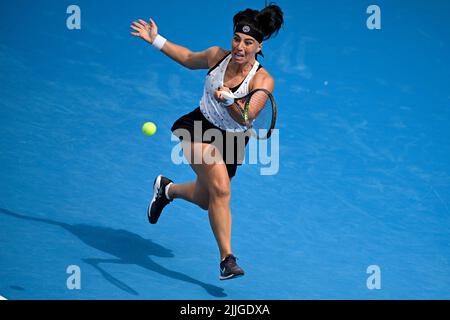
[{"x1": 1, "y1": 0, "x2": 449, "y2": 299}]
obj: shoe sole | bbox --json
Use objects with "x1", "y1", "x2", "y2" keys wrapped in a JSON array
[
  {"x1": 219, "y1": 273, "x2": 244, "y2": 281},
  {"x1": 147, "y1": 175, "x2": 162, "y2": 224}
]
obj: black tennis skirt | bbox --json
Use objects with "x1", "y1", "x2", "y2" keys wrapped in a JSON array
[{"x1": 171, "y1": 107, "x2": 249, "y2": 178}]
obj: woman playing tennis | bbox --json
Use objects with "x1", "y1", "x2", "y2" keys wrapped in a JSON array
[{"x1": 131, "y1": 4, "x2": 283, "y2": 280}]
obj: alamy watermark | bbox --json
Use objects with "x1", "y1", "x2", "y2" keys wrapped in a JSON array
[
  {"x1": 66, "y1": 265, "x2": 81, "y2": 290},
  {"x1": 367, "y1": 5, "x2": 381, "y2": 30},
  {"x1": 66, "y1": 5, "x2": 81, "y2": 30},
  {"x1": 366, "y1": 265, "x2": 381, "y2": 290},
  {"x1": 170, "y1": 122, "x2": 279, "y2": 175}
]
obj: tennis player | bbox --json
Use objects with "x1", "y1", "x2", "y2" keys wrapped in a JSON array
[{"x1": 131, "y1": 4, "x2": 283, "y2": 280}]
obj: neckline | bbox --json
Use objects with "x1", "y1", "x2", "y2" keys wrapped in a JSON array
[{"x1": 221, "y1": 55, "x2": 259, "y2": 92}]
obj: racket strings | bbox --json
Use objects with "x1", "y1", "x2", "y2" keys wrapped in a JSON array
[{"x1": 247, "y1": 91, "x2": 273, "y2": 137}]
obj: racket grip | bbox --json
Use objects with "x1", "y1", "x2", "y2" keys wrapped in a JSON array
[{"x1": 219, "y1": 90, "x2": 235, "y2": 106}]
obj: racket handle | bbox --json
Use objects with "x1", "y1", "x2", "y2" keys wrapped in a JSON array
[{"x1": 219, "y1": 90, "x2": 236, "y2": 106}]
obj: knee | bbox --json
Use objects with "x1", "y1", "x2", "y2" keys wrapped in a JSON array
[{"x1": 208, "y1": 178, "x2": 231, "y2": 200}]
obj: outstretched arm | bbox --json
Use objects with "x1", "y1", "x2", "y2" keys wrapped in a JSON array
[{"x1": 130, "y1": 18, "x2": 223, "y2": 70}]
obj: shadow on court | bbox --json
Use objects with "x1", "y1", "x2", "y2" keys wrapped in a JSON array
[
  {"x1": 0, "y1": 208, "x2": 227, "y2": 298},
  {"x1": 9, "y1": 285, "x2": 26, "y2": 292}
]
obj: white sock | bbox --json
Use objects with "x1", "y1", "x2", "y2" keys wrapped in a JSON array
[{"x1": 165, "y1": 183, "x2": 173, "y2": 201}]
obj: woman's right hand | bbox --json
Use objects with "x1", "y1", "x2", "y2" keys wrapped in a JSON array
[
  {"x1": 213, "y1": 86, "x2": 232, "y2": 103},
  {"x1": 130, "y1": 18, "x2": 158, "y2": 44}
]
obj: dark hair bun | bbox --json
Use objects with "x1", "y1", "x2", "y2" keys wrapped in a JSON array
[
  {"x1": 233, "y1": 3, "x2": 284, "y2": 41},
  {"x1": 256, "y1": 4, "x2": 284, "y2": 40}
]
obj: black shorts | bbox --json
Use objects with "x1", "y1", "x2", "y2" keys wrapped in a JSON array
[{"x1": 171, "y1": 107, "x2": 249, "y2": 179}]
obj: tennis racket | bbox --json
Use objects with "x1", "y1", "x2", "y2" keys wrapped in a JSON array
[{"x1": 220, "y1": 88, "x2": 277, "y2": 140}]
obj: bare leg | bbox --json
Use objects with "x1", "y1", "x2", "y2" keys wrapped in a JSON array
[
  {"x1": 181, "y1": 141, "x2": 233, "y2": 261},
  {"x1": 205, "y1": 164, "x2": 232, "y2": 261},
  {"x1": 168, "y1": 180, "x2": 209, "y2": 211}
]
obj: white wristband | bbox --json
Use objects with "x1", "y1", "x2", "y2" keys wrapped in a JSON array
[
  {"x1": 219, "y1": 90, "x2": 235, "y2": 107},
  {"x1": 152, "y1": 34, "x2": 167, "y2": 50}
]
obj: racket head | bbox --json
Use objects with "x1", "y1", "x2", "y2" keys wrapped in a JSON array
[{"x1": 243, "y1": 88, "x2": 277, "y2": 140}]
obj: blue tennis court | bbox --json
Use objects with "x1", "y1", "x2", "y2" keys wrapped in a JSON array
[{"x1": 1, "y1": 0, "x2": 449, "y2": 299}]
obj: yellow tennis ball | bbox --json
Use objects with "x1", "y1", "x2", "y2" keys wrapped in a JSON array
[{"x1": 142, "y1": 122, "x2": 157, "y2": 136}]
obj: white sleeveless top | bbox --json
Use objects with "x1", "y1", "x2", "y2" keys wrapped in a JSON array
[{"x1": 199, "y1": 53, "x2": 260, "y2": 132}]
